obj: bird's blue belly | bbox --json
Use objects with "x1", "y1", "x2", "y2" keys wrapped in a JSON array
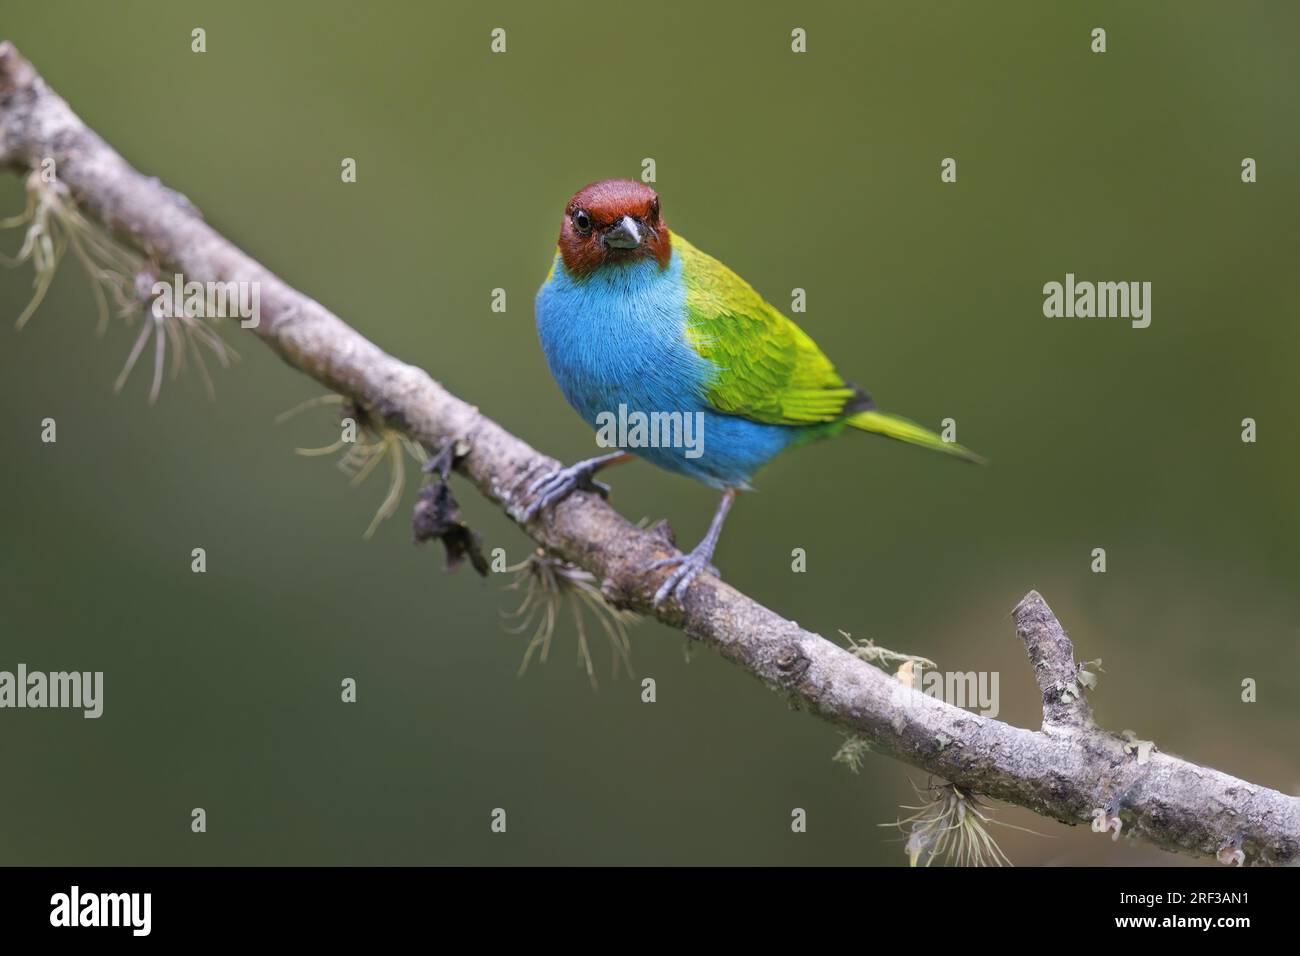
[{"x1": 535, "y1": 253, "x2": 801, "y2": 488}]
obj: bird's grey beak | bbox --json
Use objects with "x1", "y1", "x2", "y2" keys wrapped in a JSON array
[{"x1": 601, "y1": 215, "x2": 643, "y2": 250}]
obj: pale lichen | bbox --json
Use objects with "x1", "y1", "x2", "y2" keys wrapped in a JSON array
[
  {"x1": 882, "y1": 779, "x2": 1040, "y2": 867},
  {"x1": 504, "y1": 549, "x2": 636, "y2": 689},
  {"x1": 2, "y1": 171, "x2": 233, "y2": 401},
  {"x1": 276, "y1": 394, "x2": 426, "y2": 538}
]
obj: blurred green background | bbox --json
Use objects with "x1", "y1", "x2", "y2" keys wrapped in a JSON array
[{"x1": 1, "y1": 1, "x2": 1297, "y2": 866}]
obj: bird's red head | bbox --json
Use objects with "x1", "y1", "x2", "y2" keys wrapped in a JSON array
[{"x1": 557, "y1": 179, "x2": 672, "y2": 276}]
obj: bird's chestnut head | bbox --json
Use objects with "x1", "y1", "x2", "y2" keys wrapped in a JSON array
[{"x1": 557, "y1": 179, "x2": 671, "y2": 276}]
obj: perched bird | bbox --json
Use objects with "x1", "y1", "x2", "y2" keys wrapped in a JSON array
[{"x1": 527, "y1": 179, "x2": 981, "y2": 606}]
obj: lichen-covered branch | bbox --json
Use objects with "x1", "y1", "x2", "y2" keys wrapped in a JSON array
[
  {"x1": 1013, "y1": 590, "x2": 1096, "y2": 730},
  {"x1": 1, "y1": 42, "x2": 1295, "y2": 864}
]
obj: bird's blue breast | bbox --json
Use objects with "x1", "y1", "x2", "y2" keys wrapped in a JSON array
[{"x1": 535, "y1": 252, "x2": 800, "y2": 488}]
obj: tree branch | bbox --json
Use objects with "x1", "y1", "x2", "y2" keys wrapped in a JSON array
[
  {"x1": 1014, "y1": 590, "x2": 1096, "y2": 731},
  {"x1": 2, "y1": 41, "x2": 1295, "y2": 864}
]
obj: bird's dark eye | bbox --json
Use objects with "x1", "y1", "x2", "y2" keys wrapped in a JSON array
[{"x1": 572, "y1": 209, "x2": 592, "y2": 233}]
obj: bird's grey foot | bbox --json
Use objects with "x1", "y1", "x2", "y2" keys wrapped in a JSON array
[
  {"x1": 644, "y1": 487, "x2": 739, "y2": 607},
  {"x1": 520, "y1": 459, "x2": 612, "y2": 522},
  {"x1": 645, "y1": 545, "x2": 721, "y2": 607}
]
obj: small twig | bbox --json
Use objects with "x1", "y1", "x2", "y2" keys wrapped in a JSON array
[{"x1": 1013, "y1": 590, "x2": 1095, "y2": 730}]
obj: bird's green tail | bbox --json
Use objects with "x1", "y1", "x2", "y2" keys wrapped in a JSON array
[{"x1": 845, "y1": 410, "x2": 986, "y2": 464}]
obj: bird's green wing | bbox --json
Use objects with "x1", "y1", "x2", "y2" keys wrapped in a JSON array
[{"x1": 675, "y1": 233, "x2": 863, "y2": 425}]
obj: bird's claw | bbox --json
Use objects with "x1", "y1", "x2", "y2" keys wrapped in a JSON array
[
  {"x1": 646, "y1": 549, "x2": 720, "y2": 607},
  {"x1": 520, "y1": 462, "x2": 611, "y2": 522}
]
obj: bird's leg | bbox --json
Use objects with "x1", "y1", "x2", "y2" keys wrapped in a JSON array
[
  {"x1": 645, "y1": 487, "x2": 739, "y2": 607},
  {"x1": 520, "y1": 451, "x2": 635, "y2": 521}
]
